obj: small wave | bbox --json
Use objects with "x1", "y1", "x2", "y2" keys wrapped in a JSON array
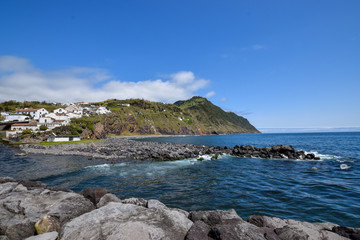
[
  {"x1": 340, "y1": 164, "x2": 351, "y2": 170},
  {"x1": 84, "y1": 162, "x2": 127, "y2": 170},
  {"x1": 304, "y1": 151, "x2": 342, "y2": 160},
  {"x1": 336, "y1": 159, "x2": 355, "y2": 163},
  {"x1": 85, "y1": 164, "x2": 111, "y2": 169}
]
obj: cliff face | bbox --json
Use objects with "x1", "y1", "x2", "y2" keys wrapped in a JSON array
[{"x1": 71, "y1": 97, "x2": 260, "y2": 136}]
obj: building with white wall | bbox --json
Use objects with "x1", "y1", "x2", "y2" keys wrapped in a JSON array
[
  {"x1": 11, "y1": 122, "x2": 39, "y2": 132},
  {"x1": 16, "y1": 108, "x2": 49, "y2": 120}
]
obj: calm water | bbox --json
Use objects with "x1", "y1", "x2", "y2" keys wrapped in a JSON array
[{"x1": 1, "y1": 132, "x2": 359, "y2": 227}]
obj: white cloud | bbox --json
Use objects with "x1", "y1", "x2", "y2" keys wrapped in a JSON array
[
  {"x1": 0, "y1": 56, "x2": 210, "y2": 103},
  {"x1": 220, "y1": 97, "x2": 227, "y2": 102},
  {"x1": 205, "y1": 91, "x2": 216, "y2": 98}
]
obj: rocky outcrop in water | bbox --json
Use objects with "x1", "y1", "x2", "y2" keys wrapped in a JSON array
[
  {"x1": 231, "y1": 144, "x2": 319, "y2": 160},
  {"x1": 0, "y1": 178, "x2": 359, "y2": 240},
  {"x1": 20, "y1": 137, "x2": 320, "y2": 161}
]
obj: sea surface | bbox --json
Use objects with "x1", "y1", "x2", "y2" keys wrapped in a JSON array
[{"x1": 1, "y1": 132, "x2": 359, "y2": 227}]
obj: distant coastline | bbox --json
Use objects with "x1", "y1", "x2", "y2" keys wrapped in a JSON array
[{"x1": 259, "y1": 127, "x2": 360, "y2": 133}]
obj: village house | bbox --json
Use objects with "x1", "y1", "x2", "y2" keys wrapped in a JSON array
[
  {"x1": 16, "y1": 108, "x2": 49, "y2": 120},
  {"x1": 47, "y1": 136, "x2": 81, "y2": 142},
  {"x1": 1, "y1": 113, "x2": 30, "y2": 122},
  {"x1": 54, "y1": 108, "x2": 68, "y2": 114},
  {"x1": 96, "y1": 106, "x2": 111, "y2": 114},
  {"x1": 10, "y1": 122, "x2": 39, "y2": 132}
]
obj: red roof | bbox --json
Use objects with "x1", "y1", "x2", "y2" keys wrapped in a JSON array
[
  {"x1": 12, "y1": 122, "x2": 38, "y2": 126},
  {"x1": 16, "y1": 108, "x2": 41, "y2": 112}
]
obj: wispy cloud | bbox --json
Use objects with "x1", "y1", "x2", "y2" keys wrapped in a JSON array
[
  {"x1": 0, "y1": 56, "x2": 210, "y2": 103},
  {"x1": 205, "y1": 91, "x2": 216, "y2": 98},
  {"x1": 220, "y1": 97, "x2": 227, "y2": 102}
]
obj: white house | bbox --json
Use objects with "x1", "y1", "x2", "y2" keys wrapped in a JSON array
[
  {"x1": 45, "y1": 113, "x2": 69, "y2": 123},
  {"x1": 3, "y1": 114, "x2": 29, "y2": 122},
  {"x1": 16, "y1": 108, "x2": 49, "y2": 120},
  {"x1": 65, "y1": 105, "x2": 83, "y2": 116},
  {"x1": 11, "y1": 122, "x2": 39, "y2": 132},
  {"x1": 47, "y1": 136, "x2": 81, "y2": 142},
  {"x1": 54, "y1": 108, "x2": 68, "y2": 114},
  {"x1": 96, "y1": 106, "x2": 111, "y2": 115},
  {"x1": 38, "y1": 116, "x2": 54, "y2": 125},
  {"x1": 67, "y1": 112, "x2": 82, "y2": 119}
]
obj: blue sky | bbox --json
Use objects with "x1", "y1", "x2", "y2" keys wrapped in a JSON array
[{"x1": 0, "y1": 0, "x2": 359, "y2": 129}]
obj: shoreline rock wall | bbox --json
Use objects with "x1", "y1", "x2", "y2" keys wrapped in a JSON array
[
  {"x1": 19, "y1": 137, "x2": 320, "y2": 162},
  {"x1": 0, "y1": 178, "x2": 359, "y2": 240}
]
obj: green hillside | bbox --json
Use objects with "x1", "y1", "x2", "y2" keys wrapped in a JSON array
[
  {"x1": 70, "y1": 97, "x2": 260, "y2": 136},
  {"x1": 174, "y1": 96, "x2": 259, "y2": 134}
]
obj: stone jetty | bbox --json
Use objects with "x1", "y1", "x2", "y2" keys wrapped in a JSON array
[
  {"x1": 0, "y1": 177, "x2": 359, "y2": 240},
  {"x1": 20, "y1": 137, "x2": 320, "y2": 161}
]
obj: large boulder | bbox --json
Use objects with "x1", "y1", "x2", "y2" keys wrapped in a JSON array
[
  {"x1": 189, "y1": 209, "x2": 241, "y2": 226},
  {"x1": 24, "y1": 232, "x2": 58, "y2": 240},
  {"x1": 60, "y1": 202, "x2": 193, "y2": 240},
  {"x1": 209, "y1": 218, "x2": 266, "y2": 240},
  {"x1": 187, "y1": 209, "x2": 267, "y2": 240},
  {"x1": 79, "y1": 187, "x2": 109, "y2": 205},
  {"x1": 97, "y1": 193, "x2": 122, "y2": 208},
  {"x1": 0, "y1": 181, "x2": 94, "y2": 240},
  {"x1": 185, "y1": 221, "x2": 211, "y2": 240},
  {"x1": 247, "y1": 215, "x2": 350, "y2": 240}
]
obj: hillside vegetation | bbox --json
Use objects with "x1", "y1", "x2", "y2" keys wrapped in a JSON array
[
  {"x1": 71, "y1": 96, "x2": 260, "y2": 136},
  {"x1": 0, "y1": 100, "x2": 65, "y2": 113}
]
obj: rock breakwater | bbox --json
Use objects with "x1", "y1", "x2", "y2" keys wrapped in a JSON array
[
  {"x1": 20, "y1": 137, "x2": 320, "y2": 162},
  {"x1": 1, "y1": 178, "x2": 359, "y2": 240}
]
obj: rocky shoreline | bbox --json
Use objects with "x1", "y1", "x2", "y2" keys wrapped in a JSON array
[
  {"x1": 19, "y1": 137, "x2": 320, "y2": 162},
  {"x1": 0, "y1": 177, "x2": 359, "y2": 240}
]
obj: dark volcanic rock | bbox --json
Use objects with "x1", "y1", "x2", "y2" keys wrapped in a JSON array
[
  {"x1": 185, "y1": 221, "x2": 211, "y2": 240},
  {"x1": 79, "y1": 187, "x2": 109, "y2": 205},
  {"x1": 189, "y1": 209, "x2": 241, "y2": 226},
  {"x1": 332, "y1": 226, "x2": 360, "y2": 240},
  {"x1": 209, "y1": 218, "x2": 266, "y2": 240},
  {"x1": 20, "y1": 137, "x2": 320, "y2": 162}
]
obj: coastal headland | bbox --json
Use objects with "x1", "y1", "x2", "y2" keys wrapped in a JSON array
[
  {"x1": 20, "y1": 137, "x2": 320, "y2": 162},
  {"x1": 0, "y1": 177, "x2": 359, "y2": 240}
]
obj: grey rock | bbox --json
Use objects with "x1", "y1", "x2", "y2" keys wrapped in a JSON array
[
  {"x1": 147, "y1": 199, "x2": 167, "y2": 210},
  {"x1": 0, "y1": 182, "x2": 18, "y2": 195},
  {"x1": 0, "y1": 182, "x2": 94, "y2": 240},
  {"x1": 60, "y1": 202, "x2": 192, "y2": 240},
  {"x1": 185, "y1": 221, "x2": 210, "y2": 240},
  {"x1": 0, "y1": 177, "x2": 16, "y2": 184},
  {"x1": 25, "y1": 231, "x2": 59, "y2": 240},
  {"x1": 189, "y1": 209, "x2": 241, "y2": 226},
  {"x1": 274, "y1": 225, "x2": 309, "y2": 240},
  {"x1": 47, "y1": 195, "x2": 95, "y2": 224},
  {"x1": 209, "y1": 218, "x2": 266, "y2": 240},
  {"x1": 2, "y1": 218, "x2": 35, "y2": 240},
  {"x1": 97, "y1": 193, "x2": 122, "y2": 208},
  {"x1": 247, "y1": 215, "x2": 350, "y2": 240},
  {"x1": 121, "y1": 197, "x2": 148, "y2": 207}
]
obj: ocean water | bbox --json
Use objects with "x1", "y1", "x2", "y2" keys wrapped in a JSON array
[{"x1": 1, "y1": 132, "x2": 359, "y2": 227}]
